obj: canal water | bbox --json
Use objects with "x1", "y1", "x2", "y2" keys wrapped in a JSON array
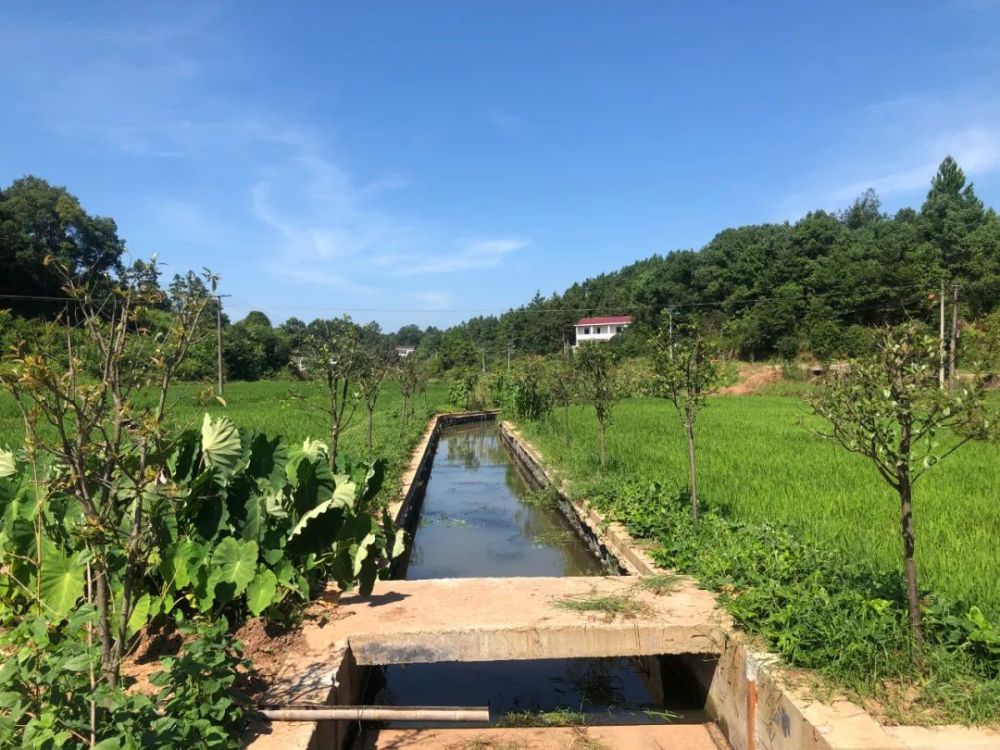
[{"x1": 367, "y1": 420, "x2": 705, "y2": 727}]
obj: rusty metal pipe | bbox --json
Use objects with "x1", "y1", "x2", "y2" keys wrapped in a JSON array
[{"x1": 259, "y1": 705, "x2": 489, "y2": 723}]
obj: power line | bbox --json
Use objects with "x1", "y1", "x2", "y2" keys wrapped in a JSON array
[{"x1": 0, "y1": 279, "x2": 941, "y2": 318}]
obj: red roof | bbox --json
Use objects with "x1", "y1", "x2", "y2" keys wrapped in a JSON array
[{"x1": 575, "y1": 316, "x2": 632, "y2": 326}]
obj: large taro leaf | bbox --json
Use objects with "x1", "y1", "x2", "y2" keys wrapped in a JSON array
[
  {"x1": 246, "y1": 568, "x2": 278, "y2": 616},
  {"x1": 248, "y1": 433, "x2": 288, "y2": 490},
  {"x1": 200, "y1": 414, "x2": 243, "y2": 476},
  {"x1": 192, "y1": 492, "x2": 229, "y2": 542},
  {"x1": 285, "y1": 500, "x2": 347, "y2": 558},
  {"x1": 166, "y1": 429, "x2": 200, "y2": 481},
  {"x1": 211, "y1": 537, "x2": 258, "y2": 602},
  {"x1": 289, "y1": 453, "x2": 334, "y2": 516},
  {"x1": 357, "y1": 459, "x2": 387, "y2": 508},
  {"x1": 226, "y1": 475, "x2": 263, "y2": 543},
  {"x1": 39, "y1": 545, "x2": 85, "y2": 617},
  {"x1": 0, "y1": 448, "x2": 16, "y2": 479}
]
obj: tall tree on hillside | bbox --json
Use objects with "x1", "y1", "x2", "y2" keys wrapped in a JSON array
[
  {"x1": 651, "y1": 323, "x2": 723, "y2": 521},
  {"x1": 810, "y1": 324, "x2": 995, "y2": 654},
  {"x1": 921, "y1": 156, "x2": 986, "y2": 280},
  {"x1": 0, "y1": 176, "x2": 126, "y2": 316},
  {"x1": 573, "y1": 342, "x2": 623, "y2": 474}
]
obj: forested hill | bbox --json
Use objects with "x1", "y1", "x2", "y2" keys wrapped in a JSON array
[{"x1": 436, "y1": 157, "x2": 1000, "y2": 364}]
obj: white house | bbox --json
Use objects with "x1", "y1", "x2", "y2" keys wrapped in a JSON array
[
  {"x1": 395, "y1": 346, "x2": 416, "y2": 359},
  {"x1": 573, "y1": 315, "x2": 632, "y2": 347}
]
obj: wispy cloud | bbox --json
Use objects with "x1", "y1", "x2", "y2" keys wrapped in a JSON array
[
  {"x1": 776, "y1": 86, "x2": 1000, "y2": 219},
  {"x1": 0, "y1": 8, "x2": 530, "y2": 323},
  {"x1": 395, "y1": 238, "x2": 529, "y2": 275}
]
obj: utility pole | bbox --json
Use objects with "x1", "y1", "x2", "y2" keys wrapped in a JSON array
[
  {"x1": 507, "y1": 341, "x2": 513, "y2": 374},
  {"x1": 481, "y1": 345, "x2": 486, "y2": 373},
  {"x1": 215, "y1": 294, "x2": 231, "y2": 398},
  {"x1": 938, "y1": 279, "x2": 946, "y2": 388},
  {"x1": 948, "y1": 284, "x2": 960, "y2": 390}
]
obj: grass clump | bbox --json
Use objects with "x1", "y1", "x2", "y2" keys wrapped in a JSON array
[
  {"x1": 554, "y1": 590, "x2": 651, "y2": 620},
  {"x1": 633, "y1": 574, "x2": 679, "y2": 596},
  {"x1": 499, "y1": 708, "x2": 587, "y2": 727},
  {"x1": 568, "y1": 729, "x2": 611, "y2": 750},
  {"x1": 449, "y1": 738, "x2": 529, "y2": 750}
]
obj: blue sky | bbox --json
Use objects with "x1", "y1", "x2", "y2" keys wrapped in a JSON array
[{"x1": 2, "y1": 2, "x2": 1000, "y2": 330}]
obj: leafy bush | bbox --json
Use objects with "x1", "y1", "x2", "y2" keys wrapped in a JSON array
[
  {"x1": 0, "y1": 611, "x2": 249, "y2": 749},
  {"x1": 495, "y1": 358, "x2": 552, "y2": 420}
]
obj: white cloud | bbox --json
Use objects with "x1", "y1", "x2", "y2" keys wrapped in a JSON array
[
  {"x1": 397, "y1": 238, "x2": 529, "y2": 275},
  {"x1": 776, "y1": 87, "x2": 1000, "y2": 219}
]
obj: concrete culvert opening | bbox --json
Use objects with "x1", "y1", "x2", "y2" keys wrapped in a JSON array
[{"x1": 343, "y1": 653, "x2": 726, "y2": 747}]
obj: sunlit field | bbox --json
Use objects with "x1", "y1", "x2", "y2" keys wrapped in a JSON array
[
  {"x1": 519, "y1": 394, "x2": 1000, "y2": 617},
  {"x1": 1, "y1": 379, "x2": 453, "y2": 501}
]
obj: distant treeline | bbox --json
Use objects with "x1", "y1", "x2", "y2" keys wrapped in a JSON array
[
  {"x1": 434, "y1": 157, "x2": 1000, "y2": 364},
  {"x1": 4, "y1": 157, "x2": 1000, "y2": 378}
]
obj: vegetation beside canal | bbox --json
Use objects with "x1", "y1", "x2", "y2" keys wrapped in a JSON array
[{"x1": 516, "y1": 395, "x2": 1000, "y2": 725}]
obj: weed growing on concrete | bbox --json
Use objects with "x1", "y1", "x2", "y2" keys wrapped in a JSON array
[
  {"x1": 554, "y1": 590, "x2": 651, "y2": 620},
  {"x1": 499, "y1": 708, "x2": 587, "y2": 727},
  {"x1": 632, "y1": 574, "x2": 679, "y2": 596},
  {"x1": 568, "y1": 728, "x2": 611, "y2": 750},
  {"x1": 449, "y1": 738, "x2": 529, "y2": 750}
]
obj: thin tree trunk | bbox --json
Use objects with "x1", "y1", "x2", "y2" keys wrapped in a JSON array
[
  {"x1": 899, "y1": 475, "x2": 923, "y2": 652},
  {"x1": 685, "y1": 415, "x2": 699, "y2": 521},
  {"x1": 563, "y1": 404, "x2": 570, "y2": 448},
  {"x1": 367, "y1": 405, "x2": 375, "y2": 459},
  {"x1": 898, "y1": 415, "x2": 924, "y2": 657},
  {"x1": 94, "y1": 564, "x2": 117, "y2": 688},
  {"x1": 598, "y1": 419, "x2": 606, "y2": 474}
]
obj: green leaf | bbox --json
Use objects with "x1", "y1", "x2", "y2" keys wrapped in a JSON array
[
  {"x1": 285, "y1": 500, "x2": 347, "y2": 558},
  {"x1": 210, "y1": 538, "x2": 258, "y2": 596},
  {"x1": 226, "y1": 476, "x2": 263, "y2": 542},
  {"x1": 39, "y1": 547, "x2": 85, "y2": 617},
  {"x1": 248, "y1": 433, "x2": 288, "y2": 490},
  {"x1": 391, "y1": 528, "x2": 407, "y2": 559},
  {"x1": 200, "y1": 414, "x2": 243, "y2": 475},
  {"x1": 358, "y1": 459, "x2": 387, "y2": 507},
  {"x1": 128, "y1": 592, "x2": 152, "y2": 638},
  {"x1": 246, "y1": 569, "x2": 278, "y2": 616},
  {"x1": 0, "y1": 448, "x2": 15, "y2": 479}
]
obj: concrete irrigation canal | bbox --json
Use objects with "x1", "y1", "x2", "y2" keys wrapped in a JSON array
[{"x1": 247, "y1": 414, "x2": 995, "y2": 750}]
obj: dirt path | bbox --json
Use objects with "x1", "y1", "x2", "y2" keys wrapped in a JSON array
[{"x1": 719, "y1": 363, "x2": 782, "y2": 395}]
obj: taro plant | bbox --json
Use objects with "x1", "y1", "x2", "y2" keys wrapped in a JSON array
[{"x1": 158, "y1": 415, "x2": 406, "y2": 619}]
